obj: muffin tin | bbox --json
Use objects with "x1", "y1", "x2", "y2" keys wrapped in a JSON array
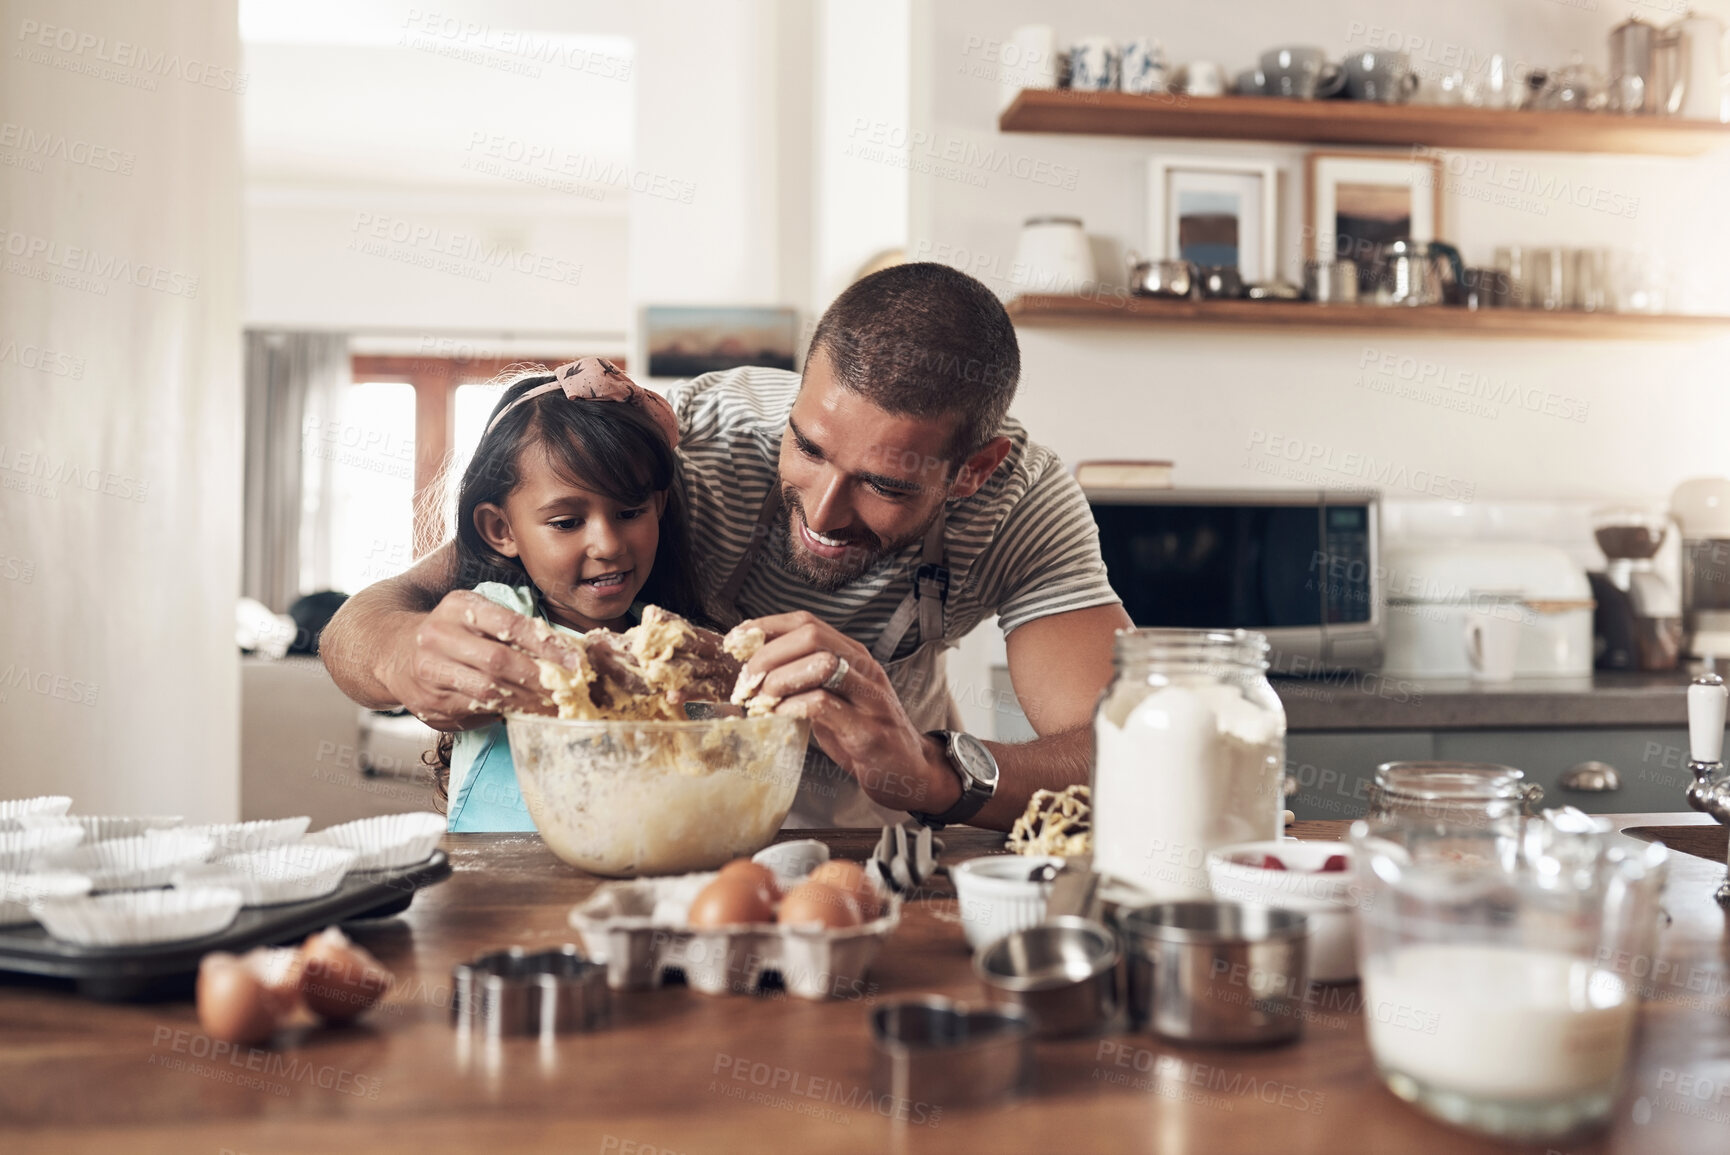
[{"x1": 570, "y1": 846, "x2": 900, "y2": 1000}]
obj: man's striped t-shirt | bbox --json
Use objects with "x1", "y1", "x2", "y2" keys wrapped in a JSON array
[{"x1": 665, "y1": 366, "x2": 1120, "y2": 656}]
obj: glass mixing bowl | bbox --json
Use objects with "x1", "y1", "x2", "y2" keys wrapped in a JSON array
[{"x1": 504, "y1": 713, "x2": 809, "y2": 877}]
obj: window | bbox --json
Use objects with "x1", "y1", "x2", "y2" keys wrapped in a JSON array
[
  {"x1": 301, "y1": 381, "x2": 417, "y2": 595},
  {"x1": 329, "y1": 355, "x2": 617, "y2": 582}
]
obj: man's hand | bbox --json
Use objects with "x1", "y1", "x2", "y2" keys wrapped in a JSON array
[
  {"x1": 375, "y1": 591, "x2": 585, "y2": 730},
  {"x1": 736, "y1": 611, "x2": 961, "y2": 814}
]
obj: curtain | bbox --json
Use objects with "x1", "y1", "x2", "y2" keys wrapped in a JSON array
[{"x1": 242, "y1": 331, "x2": 349, "y2": 611}]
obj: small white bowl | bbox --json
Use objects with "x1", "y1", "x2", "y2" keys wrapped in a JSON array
[
  {"x1": 25, "y1": 814, "x2": 184, "y2": 841},
  {"x1": 33, "y1": 886, "x2": 243, "y2": 946},
  {"x1": 302, "y1": 812, "x2": 444, "y2": 870},
  {"x1": 0, "y1": 824, "x2": 86, "y2": 872},
  {"x1": 951, "y1": 854, "x2": 1063, "y2": 951},
  {"x1": 173, "y1": 844, "x2": 357, "y2": 907},
  {"x1": 1206, "y1": 840, "x2": 1360, "y2": 983},
  {"x1": 0, "y1": 795, "x2": 73, "y2": 832},
  {"x1": 49, "y1": 832, "x2": 215, "y2": 891},
  {"x1": 0, "y1": 871, "x2": 93, "y2": 925},
  {"x1": 155, "y1": 817, "x2": 310, "y2": 855}
]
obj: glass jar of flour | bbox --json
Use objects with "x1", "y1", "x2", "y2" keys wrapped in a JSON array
[{"x1": 1092, "y1": 629, "x2": 1286, "y2": 899}]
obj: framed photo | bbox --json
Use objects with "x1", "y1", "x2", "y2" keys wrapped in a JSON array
[
  {"x1": 1145, "y1": 156, "x2": 1280, "y2": 283},
  {"x1": 1304, "y1": 151, "x2": 1443, "y2": 262},
  {"x1": 643, "y1": 306, "x2": 799, "y2": 379}
]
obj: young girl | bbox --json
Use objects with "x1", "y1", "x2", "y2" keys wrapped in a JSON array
[{"x1": 436, "y1": 358, "x2": 703, "y2": 831}]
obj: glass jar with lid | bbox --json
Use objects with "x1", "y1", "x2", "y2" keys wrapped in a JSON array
[
  {"x1": 1367, "y1": 761, "x2": 1545, "y2": 834},
  {"x1": 1092, "y1": 629, "x2": 1286, "y2": 899}
]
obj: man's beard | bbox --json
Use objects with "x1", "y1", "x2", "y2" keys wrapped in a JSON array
[{"x1": 775, "y1": 484, "x2": 939, "y2": 593}]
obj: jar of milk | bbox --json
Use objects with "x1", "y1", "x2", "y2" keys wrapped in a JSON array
[
  {"x1": 1091, "y1": 629, "x2": 1286, "y2": 899},
  {"x1": 1351, "y1": 810, "x2": 1668, "y2": 1141}
]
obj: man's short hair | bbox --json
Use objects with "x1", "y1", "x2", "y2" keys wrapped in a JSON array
[{"x1": 807, "y1": 262, "x2": 1020, "y2": 461}]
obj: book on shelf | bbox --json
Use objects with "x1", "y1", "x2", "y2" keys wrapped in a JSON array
[{"x1": 1072, "y1": 460, "x2": 1174, "y2": 489}]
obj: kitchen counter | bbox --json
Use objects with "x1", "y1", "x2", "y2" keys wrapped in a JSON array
[
  {"x1": 2, "y1": 816, "x2": 1726, "y2": 1154},
  {"x1": 1276, "y1": 671, "x2": 1694, "y2": 732}
]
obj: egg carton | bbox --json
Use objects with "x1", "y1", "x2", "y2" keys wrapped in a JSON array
[{"x1": 568, "y1": 841, "x2": 900, "y2": 1000}]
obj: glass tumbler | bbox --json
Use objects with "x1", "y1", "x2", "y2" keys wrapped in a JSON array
[
  {"x1": 1351, "y1": 810, "x2": 1668, "y2": 1141},
  {"x1": 1527, "y1": 247, "x2": 1571, "y2": 310},
  {"x1": 1492, "y1": 246, "x2": 1527, "y2": 307}
]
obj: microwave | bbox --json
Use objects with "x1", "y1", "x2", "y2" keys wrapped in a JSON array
[{"x1": 1084, "y1": 487, "x2": 1384, "y2": 671}]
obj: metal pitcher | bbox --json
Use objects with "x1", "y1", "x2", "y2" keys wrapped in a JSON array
[
  {"x1": 1374, "y1": 240, "x2": 1464, "y2": 307},
  {"x1": 1658, "y1": 11, "x2": 1726, "y2": 120},
  {"x1": 1609, "y1": 16, "x2": 1659, "y2": 114}
]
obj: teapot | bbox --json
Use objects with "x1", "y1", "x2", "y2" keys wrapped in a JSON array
[{"x1": 1373, "y1": 239, "x2": 1464, "y2": 307}]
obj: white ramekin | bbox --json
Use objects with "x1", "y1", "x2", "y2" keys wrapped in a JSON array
[{"x1": 952, "y1": 854, "x2": 1063, "y2": 950}]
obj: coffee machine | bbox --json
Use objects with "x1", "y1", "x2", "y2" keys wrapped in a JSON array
[
  {"x1": 1588, "y1": 508, "x2": 1681, "y2": 670},
  {"x1": 1671, "y1": 478, "x2": 1730, "y2": 662}
]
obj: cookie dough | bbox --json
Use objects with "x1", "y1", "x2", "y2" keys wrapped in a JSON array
[
  {"x1": 1007, "y1": 784, "x2": 1092, "y2": 857},
  {"x1": 722, "y1": 625, "x2": 780, "y2": 716},
  {"x1": 534, "y1": 606, "x2": 740, "y2": 722}
]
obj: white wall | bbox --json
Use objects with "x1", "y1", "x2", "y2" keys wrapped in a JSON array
[
  {"x1": 909, "y1": 0, "x2": 1730, "y2": 500},
  {"x1": 242, "y1": 0, "x2": 819, "y2": 348},
  {"x1": 906, "y1": 0, "x2": 1730, "y2": 730},
  {"x1": 1, "y1": 0, "x2": 243, "y2": 818}
]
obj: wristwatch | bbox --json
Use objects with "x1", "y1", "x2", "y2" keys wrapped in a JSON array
[{"x1": 909, "y1": 730, "x2": 999, "y2": 828}]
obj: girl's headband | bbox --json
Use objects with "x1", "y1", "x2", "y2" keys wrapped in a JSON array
[{"x1": 483, "y1": 358, "x2": 680, "y2": 449}]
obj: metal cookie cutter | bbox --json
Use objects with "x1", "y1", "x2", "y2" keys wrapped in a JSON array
[
  {"x1": 869, "y1": 996, "x2": 1032, "y2": 1108},
  {"x1": 452, "y1": 945, "x2": 609, "y2": 1037}
]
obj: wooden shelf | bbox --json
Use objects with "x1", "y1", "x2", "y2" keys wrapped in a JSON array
[
  {"x1": 1006, "y1": 294, "x2": 1730, "y2": 340},
  {"x1": 998, "y1": 89, "x2": 1730, "y2": 156}
]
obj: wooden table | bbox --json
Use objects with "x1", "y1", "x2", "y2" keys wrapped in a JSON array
[{"x1": 1, "y1": 815, "x2": 1725, "y2": 1154}]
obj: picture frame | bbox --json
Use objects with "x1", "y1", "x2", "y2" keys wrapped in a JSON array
[
  {"x1": 1303, "y1": 151, "x2": 1444, "y2": 263},
  {"x1": 643, "y1": 305, "x2": 800, "y2": 380},
  {"x1": 1145, "y1": 156, "x2": 1280, "y2": 284}
]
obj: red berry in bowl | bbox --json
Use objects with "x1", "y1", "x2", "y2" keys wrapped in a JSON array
[{"x1": 1321, "y1": 854, "x2": 1349, "y2": 873}]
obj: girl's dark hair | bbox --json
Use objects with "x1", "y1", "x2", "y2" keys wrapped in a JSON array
[{"x1": 428, "y1": 365, "x2": 703, "y2": 805}]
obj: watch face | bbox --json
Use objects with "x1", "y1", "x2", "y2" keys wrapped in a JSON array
[{"x1": 953, "y1": 733, "x2": 999, "y2": 788}]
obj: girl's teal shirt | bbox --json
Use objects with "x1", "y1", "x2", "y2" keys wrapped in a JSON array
[{"x1": 445, "y1": 582, "x2": 641, "y2": 832}]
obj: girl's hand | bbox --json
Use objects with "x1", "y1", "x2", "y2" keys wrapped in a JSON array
[{"x1": 378, "y1": 591, "x2": 583, "y2": 730}]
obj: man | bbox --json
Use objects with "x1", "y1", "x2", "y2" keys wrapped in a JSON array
[{"x1": 322, "y1": 263, "x2": 1132, "y2": 829}]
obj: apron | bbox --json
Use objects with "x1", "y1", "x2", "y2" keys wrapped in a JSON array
[{"x1": 715, "y1": 492, "x2": 960, "y2": 828}]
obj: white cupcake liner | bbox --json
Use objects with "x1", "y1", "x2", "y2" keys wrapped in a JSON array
[
  {"x1": 152, "y1": 816, "x2": 310, "y2": 855},
  {"x1": 0, "y1": 871, "x2": 93, "y2": 926},
  {"x1": 49, "y1": 832, "x2": 215, "y2": 891},
  {"x1": 302, "y1": 812, "x2": 444, "y2": 871},
  {"x1": 0, "y1": 795, "x2": 73, "y2": 832},
  {"x1": 0, "y1": 825, "x2": 87, "y2": 872},
  {"x1": 21, "y1": 814, "x2": 184, "y2": 841},
  {"x1": 173, "y1": 844, "x2": 357, "y2": 907},
  {"x1": 33, "y1": 886, "x2": 243, "y2": 946}
]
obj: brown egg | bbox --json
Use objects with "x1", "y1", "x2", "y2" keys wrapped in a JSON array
[
  {"x1": 716, "y1": 859, "x2": 781, "y2": 904},
  {"x1": 687, "y1": 871, "x2": 777, "y2": 928},
  {"x1": 197, "y1": 952, "x2": 281, "y2": 1045},
  {"x1": 807, "y1": 860, "x2": 879, "y2": 921},
  {"x1": 300, "y1": 927, "x2": 393, "y2": 1023},
  {"x1": 241, "y1": 946, "x2": 304, "y2": 1016},
  {"x1": 776, "y1": 881, "x2": 863, "y2": 930}
]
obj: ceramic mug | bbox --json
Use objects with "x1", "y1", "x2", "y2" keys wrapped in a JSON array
[
  {"x1": 1464, "y1": 596, "x2": 1525, "y2": 682},
  {"x1": 1120, "y1": 37, "x2": 1168, "y2": 94},
  {"x1": 1235, "y1": 67, "x2": 1268, "y2": 95},
  {"x1": 1344, "y1": 50, "x2": 1419, "y2": 103},
  {"x1": 1070, "y1": 35, "x2": 1120, "y2": 91},
  {"x1": 1259, "y1": 46, "x2": 1346, "y2": 99},
  {"x1": 1180, "y1": 60, "x2": 1226, "y2": 97}
]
